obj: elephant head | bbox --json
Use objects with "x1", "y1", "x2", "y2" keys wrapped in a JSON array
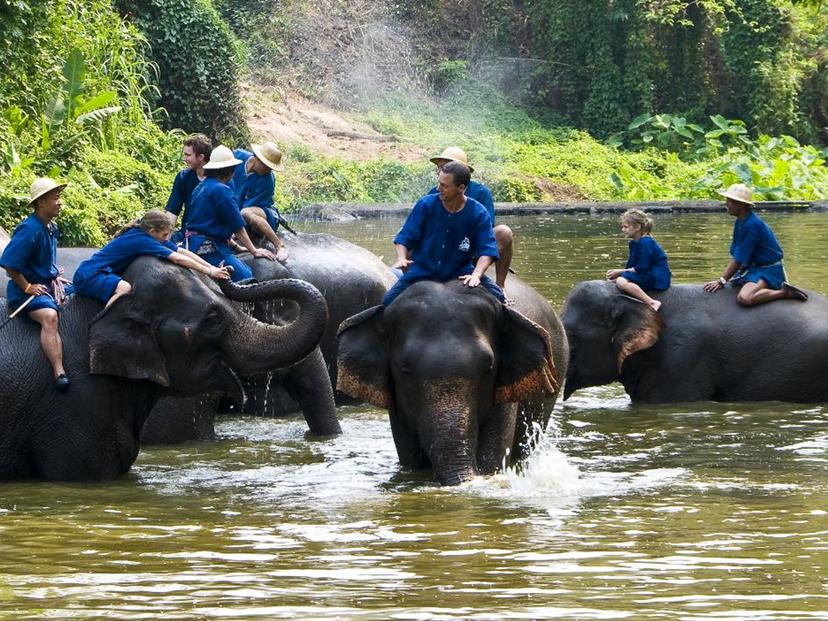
[
  {"x1": 87, "y1": 256, "x2": 328, "y2": 401},
  {"x1": 561, "y1": 280, "x2": 664, "y2": 399},
  {"x1": 337, "y1": 280, "x2": 559, "y2": 485}
]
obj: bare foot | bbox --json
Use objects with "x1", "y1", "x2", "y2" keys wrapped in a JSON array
[{"x1": 650, "y1": 300, "x2": 662, "y2": 312}]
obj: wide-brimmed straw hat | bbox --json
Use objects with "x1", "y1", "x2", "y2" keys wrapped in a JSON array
[
  {"x1": 29, "y1": 177, "x2": 67, "y2": 206},
  {"x1": 203, "y1": 145, "x2": 242, "y2": 170},
  {"x1": 252, "y1": 142, "x2": 284, "y2": 171},
  {"x1": 717, "y1": 183, "x2": 754, "y2": 205},
  {"x1": 430, "y1": 146, "x2": 474, "y2": 173}
]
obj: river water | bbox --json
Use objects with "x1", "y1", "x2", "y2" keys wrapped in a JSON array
[{"x1": 2, "y1": 212, "x2": 828, "y2": 619}]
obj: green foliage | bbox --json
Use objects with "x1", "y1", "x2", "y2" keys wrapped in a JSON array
[
  {"x1": 0, "y1": 0, "x2": 182, "y2": 245},
  {"x1": 434, "y1": 60, "x2": 471, "y2": 92},
  {"x1": 115, "y1": 0, "x2": 250, "y2": 144},
  {"x1": 696, "y1": 134, "x2": 828, "y2": 200}
]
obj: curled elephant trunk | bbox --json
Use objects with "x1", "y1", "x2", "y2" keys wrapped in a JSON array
[{"x1": 220, "y1": 278, "x2": 328, "y2": 375}]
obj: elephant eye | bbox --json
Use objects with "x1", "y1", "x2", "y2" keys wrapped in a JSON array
[{"x1": 200, "y1": 307, "x2": 223, "y2": 337}]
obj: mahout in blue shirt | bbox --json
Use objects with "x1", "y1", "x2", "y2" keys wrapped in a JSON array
[
  {"x1": 384, "y1": 193, "x2": 502, "y2": 305},
  {"x1": 729, "y1": 210, "x2": 785, "y2": 288},
  {"x1": 180, "y1": 176, "x2": 252, "y2": 282},
  {"x1": 231, "y1": 149, "x2": 275, "y2": 209},
  {"x1": 394, "y1": 193, "x2": 499, "y2": 281},
  {"x1": 0, "y1": 214, "x2": 60, "y2": 310},
  {"x1": 186, "y1": 176, "x2": 246, "y2": 241}
]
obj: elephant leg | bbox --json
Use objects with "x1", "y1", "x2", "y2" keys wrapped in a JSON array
[
  {"x1": 283, "y1": 347, "x2": 342, "y2": 435},
  {"x1": 389, "y1": 408, "x2": 429, "y2": 469},
  {"x1": 477, "y1": 402, "x2": 518, "y2": 474},
  {"x1": 142, "y1": 395, "x2": 218, "y2": 444},
  {"x1": 510, "y1": 398, "x2": 551, "y2": 462}
]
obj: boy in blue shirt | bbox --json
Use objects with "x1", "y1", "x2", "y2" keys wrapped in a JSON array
[
  {"x1": 429, "y1": 147, "x2": 514, "y2": 297},
  {"x1": 384, "y1": 160, "x2": 504, "y2": 306},
  {"x1": 703, "y1": 183, "x2": 807, "y2": 305},
  {"x1": 183, "y1": 145, "x2": 276, "y2": 281},
  {"x1": 232, "y1": 141, "x2": 289, "y2": 262},
  {"x1": 1, "y1": 178, "x2": 72, "y2": 391},
  {"x1": 165, "y1": 133, "x2": 212, "y2": 239}
]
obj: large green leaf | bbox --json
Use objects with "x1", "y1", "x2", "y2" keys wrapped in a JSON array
[
  {"x1": 75, "y1": 105, "x2": 122, "y2": 126},
  {"x1": 628, "y1": 114, "x2": 652, "y2": 130},
  {"x1": 76, "y1": 91, "x2": 118, "y2": 116},
  {"x1": 710, "y1": 114, "x2": 730, "y2": 131},
  {"x1": 62, "y1": 49, "x2": 86, "y2": 121}
]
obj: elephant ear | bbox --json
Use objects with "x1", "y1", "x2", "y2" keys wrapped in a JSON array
[
  {"x1": 494, "y1": 307, "x2": 559, "y2": 405},
  {"x1": 612, "y1": 295, "x2": 664, "y2": 372},
  {"x1": 88, "y1": 296, "x2": 170, "y2": 386},
  {"x1": 336, "y1": 305, "x2": 391, "y2": 409}
]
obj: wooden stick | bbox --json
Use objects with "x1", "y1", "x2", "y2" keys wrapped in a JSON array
[{"x1": 0, "y1": 294, "x2": 37, "y2": 331}]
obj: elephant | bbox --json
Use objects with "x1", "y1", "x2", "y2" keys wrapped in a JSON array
[
  {"x1": 239, "y1": 231, "x2": 396, "y2": 414},
  {"x1": 562, "y1": 279, "x2": 828, "y2": 403},
  {"x1": 0, "y1": 256, "x2": 328, "y2": 481},
  {"x1": 336, "y1": 276, "x2": 569, "y2": 486},
  {"x1": 1, "y1": 233, "x2": 395, "y2": 441}
]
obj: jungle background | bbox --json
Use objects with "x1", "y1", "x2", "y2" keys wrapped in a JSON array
[{"x1": 0, "y1": 0, "x2": 826, "y2": 245}]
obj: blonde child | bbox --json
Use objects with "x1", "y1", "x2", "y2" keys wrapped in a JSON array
[
  {"x1": 606, "y1": 209, "x2": 671, "y2": 311},
  {"x1": 74, "y1": 210, "x2": 231, "y2": 309}
]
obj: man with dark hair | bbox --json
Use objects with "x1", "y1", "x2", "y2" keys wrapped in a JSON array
[
  {"x1": 429, "y1": 146, "x2": 514, "y2": 296},
  {"x1": 165, "y1": 133, "x2": 212, "y2": 238},
  {"x1": 383, "y1": 160, "x2": 504, "y2": 306}
]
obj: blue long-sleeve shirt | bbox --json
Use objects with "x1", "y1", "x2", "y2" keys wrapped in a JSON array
[{"x1": 394, "y1": 193, "x2": 499, "y2": 281}]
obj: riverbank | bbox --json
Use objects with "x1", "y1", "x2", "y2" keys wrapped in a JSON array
[{"x1": 296, "y1": 199, "x2": 828, "y2": 220}]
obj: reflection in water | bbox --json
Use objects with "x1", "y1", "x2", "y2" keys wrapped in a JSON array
[{"x1": 2, "y1": 214, "x2": 828, "y2": 619}]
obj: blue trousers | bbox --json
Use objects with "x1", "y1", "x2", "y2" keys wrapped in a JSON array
[{"x1": 383, "y1": 272, "x2": 505, "y2": 306}]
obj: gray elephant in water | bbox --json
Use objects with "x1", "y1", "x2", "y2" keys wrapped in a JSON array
[
  {"x1": 562, "y1": 280, "x2": 828, "y2": 403},
  {"x1": 336, "y1": 277, "x2": 568, "y2": 486},
  {"x1": 0, "y1": 256, "x2": 327, "y2": 481},
  {"x1": 1, "y1": 233, "x2": 394, "y2": 441},
  {"x1": 147, "y1": 231, "x2": 395, "y2": 440},
  {"x1": 238, "y1": 231, "x2": 395, "y2": 415}
]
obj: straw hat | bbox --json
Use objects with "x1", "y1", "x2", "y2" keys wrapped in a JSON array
[
  {"x1": 717, "y1": 183, "x2": 754, "y2": 205},
  {"x1": 252, "y1": 142, "x2": 284, "y2": 171},
  {"x1": 430, "y1": 146, "x2": 474, "y2": 173},
  {"x1": 203, "y1": 145, "x2": 242, "y2": 170},
  {"x1": 29, "y1": 177, "x2": 67, "y2": 205}
]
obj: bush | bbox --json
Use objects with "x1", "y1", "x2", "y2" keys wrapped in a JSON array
[
  {"x1": 80, "y1": 148, "x2": 171, "y2": 211},
  {"x1": 115, "y1": 0, "x2": 250, "y2": 144}
]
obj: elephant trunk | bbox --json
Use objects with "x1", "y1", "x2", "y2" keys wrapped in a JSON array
[
  {"x1": 418, "y1": 380, "x2": 479, "y2": 486},
  {"x1": 220, "y1": 278, "x2": 328, "y2": 375}
]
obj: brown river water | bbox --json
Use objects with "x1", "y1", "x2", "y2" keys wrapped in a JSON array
[{"x1": 2, "y1": 212, "x2": 828, "y2": 619}]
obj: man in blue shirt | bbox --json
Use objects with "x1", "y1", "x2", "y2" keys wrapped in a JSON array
[
  {"x1": 429, "y1": 147, "x2": 514, "y2": 298},
  {"x1": 165, "y1": 133, "x2": 212, "y2": 239},
  {"x1": 0, "y1": 178, "x2": 71, "y2": 391},
  {"x1": 384, "y1": 160, "x2": 504, "y2": 306},
  {"x1": 703, "y1": 183, "x2": 807, "y2": 305},
  {"x1": 232, "y1": 141, "x2": 289, "y2": 262}
]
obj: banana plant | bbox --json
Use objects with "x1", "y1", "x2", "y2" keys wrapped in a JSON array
[{"x1": 41, "y1": 48, "x2": 122, "y2": 155}]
